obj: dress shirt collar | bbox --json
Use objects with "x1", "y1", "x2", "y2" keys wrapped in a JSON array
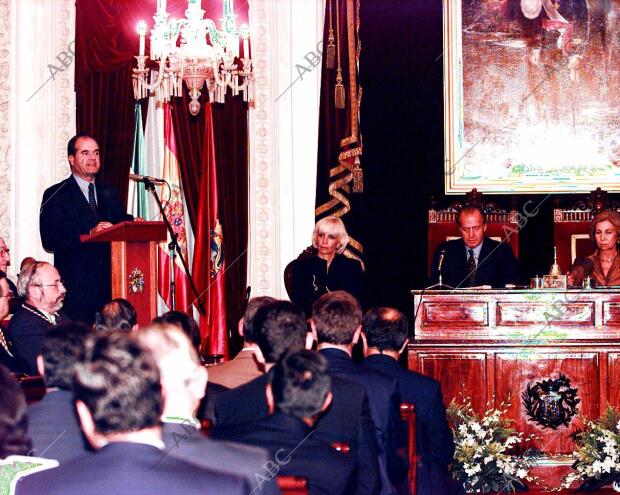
[
  {"x1": 465, "y1": 240, "x2": 483, "y2": 263},
  {"x1": 73, "y1": 173, "x2": 97, "y2": 203}
]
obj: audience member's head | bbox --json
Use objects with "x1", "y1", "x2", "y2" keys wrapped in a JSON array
[
  {"x1": 153, "y1": 311, "x2": 201, "y2": 352},
  {"x1": 267, "y1": 350, "x2": 332, "y2": 425},
  {"x1": 73, "y1": 332, "x2": 162, "y2": 449},
  {"x1": 362, "y1": 307, "x2": 409, "y2": 356},
  {"x1": 17, "y1": 261, "x2": 66, "y2": 313},
  {"x1": 253, "y1": 301, "x2": 309, "y2": 364},
  {"x1": 136, "y1": 324, "x2": 207, "y2": 418},
  {"x1": 0, "y1": 238, "x2": 10, "y2": 274},
  {"x1": 312, "y1": 291, "x2": 362, "y2": 347},
  {"x1": 239, "y1": 296, "x2": 277, "y2": 343},
  {"x1": 0, "y1": 364, "x2": 32, "y2": 458},
  {"x1": 38, "y1": 322, "x2": 92, "y2": 390},
  {"x1": 19, "y1": 257, "x2": 36, "y2": 273},
  {"x1": 0, "y1": 270, "x2": 12, "y2": 320},
  {"x1": 94, "y1": 298, "x2": 138, "y2": 333}
]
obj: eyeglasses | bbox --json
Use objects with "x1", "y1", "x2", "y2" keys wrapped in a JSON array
[
  {"x1": 0, "y1": 248, "x2": 9, "y2": 256},
  {"x1": 31, "y1": 280, "x2": 65, "y2": 289}
]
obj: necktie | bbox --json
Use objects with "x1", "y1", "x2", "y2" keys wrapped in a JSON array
[
  {"x1": 88, "y1": 183, "x2": 98, "y2": 217},
  {"x1": 467, "y1": 249, "x2": 477, "y2": 287}
]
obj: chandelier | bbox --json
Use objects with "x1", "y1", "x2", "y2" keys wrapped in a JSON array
[{"x1": 132, "y1": 0, "x2": 254, "y2": 115}]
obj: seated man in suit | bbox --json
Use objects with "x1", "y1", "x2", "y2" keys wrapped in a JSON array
[
  {"x1": 28, "y1": 322, "x2": 93, "y2": 462},
  {"x1": 207, "y1": 296, "x2": 275, "y2": 388},
  {"x1": 213, "y1": 350, "x2": 353, "y2": 495},
  {"x1": 16, "y1": 331, "x2": 248, "y2": 495},
  {"x1": 8, "y1": 261, "x2": 69, "y2": 375},
  {"x1": 430, "y1": 205, "x2": 519, "y2": 288},
  {"x1": 136, "y1": 324, "x2": 279, "y2": 495},
  {"x1": 312, "y1": 291, "x2": 407, "y2": 494},
  {"x1": 212, "y1": 300, "x2": 381, "y2": 495},
  {"x1": 362, "y1": 307, "x2": 462, "y2": 495}
]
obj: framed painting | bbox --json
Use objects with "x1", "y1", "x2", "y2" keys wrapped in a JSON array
[{"x1": 444, "y1": 0, "x2": 620, "y2": 194}]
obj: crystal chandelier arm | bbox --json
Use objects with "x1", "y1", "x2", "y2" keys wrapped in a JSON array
[{"x1": 143, "y1": 58, "x2": 168, "y2": 92}]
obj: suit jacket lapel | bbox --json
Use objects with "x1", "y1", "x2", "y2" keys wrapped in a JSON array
[{"x1": 67, "y1": 176, "x2": 96, "y2": 220}]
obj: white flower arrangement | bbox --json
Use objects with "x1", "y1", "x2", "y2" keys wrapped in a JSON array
[
  {"x1": 561, "y1": 406, "x2": 620, "y2": 492},
  {"x1": 447, "y1": 399, "x2": 540, "y2": 494}
]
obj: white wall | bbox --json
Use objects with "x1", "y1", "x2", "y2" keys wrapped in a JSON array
[
  {"x1": 3, "y1": 0, "x2": 76, "y2": 280},
  {"x1": 248, "y1": 0, "x2": 324, "y2": 298}
]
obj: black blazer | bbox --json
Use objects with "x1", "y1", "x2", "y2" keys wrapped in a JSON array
[
  {"x1": 212, "y1": 372, "x2": 381, "y2": 495},
  {"x1": 363, "y1": 354, "x2": 463, "y2": 495},
  {"x1": 15, "y1": 441, "x2": 249, "y2": 495},
  {"x1": 28, "y1": 389, "x2": 93, "y2": 463},
  {"x1": 212, "y1": 413, "x2": 354, "y2": 495},
  {"x1": 291, "y1": 253, "x2": 364, "y2": 316},
  {"x1": 430, "y1": 237, "x2": 519, "y2": 288},
  {"x1": 162, "y1": 422, "x2": 279, "y2": 495},
  {"x1": 39, "y1": 176, "x2": 132, "y2": 323},
  {"x1": 7, "y1": 304, "x2": 68, "y2": 375},
  {"x1": 319, "y1": 348, "x2": 407, "y2": 488}
]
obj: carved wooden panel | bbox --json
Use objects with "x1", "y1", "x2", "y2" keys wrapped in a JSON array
[
  {"x1": 497, "y1": 302, "x2": 594, "y2": 326},
  {"x1": 603, "y1": 302, "x2": 620, "y2": 326},
  {"x1": 423, "y1": 302, "x2": 488, "y2": 327},
  {"x1": 494, "y1": 352, "x2": 598, "y2": 455},
  {"x1": 411, "y1": 351, "x2": 488, "y2": 414},
  {"x1": 607, "y1": 353, "x2": 620, "y2": 406}
]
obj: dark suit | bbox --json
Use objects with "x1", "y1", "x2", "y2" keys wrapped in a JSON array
[
  {"x1": 40, "y1": 176, "x2": 132, "y2": 323},
  {"x1": 15, "y1": 441, "x2": 248, "y2": 495},
  {"x1": 212, "y1": 372, "x2": 381, "y2": 495},
  {"x1": 161, "y1": 422, "x2": 279, "y2": 495},
  {"x1": 431, "y1": 237, "x2": 519, "y2": 288},
  {"x1": 291, "y1": 254, "x2": 364, "y2": 316},
  {"x1": 212, "y1": 413, "x2": 353, "y2": 495},
  {"x1": 28, "y1": 389, "x2": 92, "y2": 462},
  {"x1": 363, "y1": 354, "x2": 463, "y2": 495},
  {"x1": 7, "y1": 303, "x2": 68, "y2": 375},
  {"x1": 319, "y1": 348, "x2": 406, "y2": 493}
]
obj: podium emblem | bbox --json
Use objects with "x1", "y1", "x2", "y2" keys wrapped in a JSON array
[
  {"x1": 128, "y1": 268, "x2": 145, "y2": 294},
  {"x1": 522, "y1": 373, "x2": 579, "y2": 429}
]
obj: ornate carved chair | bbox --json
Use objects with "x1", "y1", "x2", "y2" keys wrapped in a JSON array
[
  {"x1": 553, "y1": 188, "x2": 619, "y2": 272},
  {"x1": 427, "y1": 189, "x2": 520, "y2": 276}
]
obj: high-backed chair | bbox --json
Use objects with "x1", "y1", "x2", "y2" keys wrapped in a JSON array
[
  {"x1": 276, "y1": 476, "x2": 308, "y2": 495},
  {"x1": 400, "y1": 402, "x2": 417, "y2": 495},
  {"x1": 428, "y1": 189, "x2": 519, "y2": 276},
  {"x1": 553, "y1": 188, "x2": 619, "y2": 273}
]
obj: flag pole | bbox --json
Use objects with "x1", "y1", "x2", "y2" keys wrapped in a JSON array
[{"x1": 142, "y1": 177, "x2": 206, "y2": 315}]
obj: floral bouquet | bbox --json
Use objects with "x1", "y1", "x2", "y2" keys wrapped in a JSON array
[
  {"x1": 447, "y1": 399, "x2": 540, "y2": 494},
  {"x1": 561, "y1": 406, "x2": 620, "y2": 492}
]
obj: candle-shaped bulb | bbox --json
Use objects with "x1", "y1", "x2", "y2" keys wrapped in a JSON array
[
  {"x1": 137, "y1": 20, "x2": 148, "y2": 56},
  {"x1": 240, "y1": 24, "x2": 250, "y2": 58}
]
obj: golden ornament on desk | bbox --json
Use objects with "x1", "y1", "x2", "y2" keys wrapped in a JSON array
[{"x1": 543, "y1": 246, "x2": 567, "y2": 289}]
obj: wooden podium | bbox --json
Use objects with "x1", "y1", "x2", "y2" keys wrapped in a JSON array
[
  {"x1": 410, "y1": 288, "x2": 620, "y2": 487},
  {"x1": 81, "y1": 221, "x2": 167, "y2": 326}
]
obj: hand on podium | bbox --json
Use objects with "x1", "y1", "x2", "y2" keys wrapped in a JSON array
[{"x1": 90, "y1": 222, "x2": 113, "y2": 235}]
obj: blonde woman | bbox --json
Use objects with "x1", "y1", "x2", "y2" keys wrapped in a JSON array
[{"x1": 290, "y1": 216, "x2": 363, "y2": 316}]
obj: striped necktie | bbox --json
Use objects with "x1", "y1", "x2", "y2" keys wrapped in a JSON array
[
  {"x1": 88, "y1": 183, "x2": 98, "y2": 218},
  {"x1": 467, "y1": 249, "x2": 477, "y2": 287}
]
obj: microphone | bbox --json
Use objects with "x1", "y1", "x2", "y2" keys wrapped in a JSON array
[
  {"x1": 128, "y1": 173, "x2": 166, "y2": 184},
  {"x1": 437, "y1": 249, "x2": 446, "y2": 273}
]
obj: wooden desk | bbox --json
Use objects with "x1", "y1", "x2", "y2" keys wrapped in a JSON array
[{"x1": 410, "y1": 289, "x2": 620, "y2": 457}]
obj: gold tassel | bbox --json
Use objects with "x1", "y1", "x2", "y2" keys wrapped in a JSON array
[
  {"x1": 352, "y1": 157, "x2": 363, "y2": 193},
  {"x1": 327, "y1": 31, "x2": 335, "y2": 68},
  {"x1": 335, "y1": 69, "x2": 345, "y2": 109},
  {"x1": 326, "y1": 0, "x2": 335, "y2": 68}
]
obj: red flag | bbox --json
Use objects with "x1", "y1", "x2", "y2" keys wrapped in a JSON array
[
  {"x1": 193, "y1": 103, "x2": 228, "y2": 358},
  {"x1": 158, "y1": 103, "x2": 192, "y2": 312}
]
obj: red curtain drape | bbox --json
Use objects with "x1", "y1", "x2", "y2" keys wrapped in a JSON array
[{"x1": 76, "y1": 0, "x2": 249, "y2": 341}]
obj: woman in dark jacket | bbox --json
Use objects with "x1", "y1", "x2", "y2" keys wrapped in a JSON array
[{"x1": 290, "y1": 216, "x2": 363, "y2": 317}]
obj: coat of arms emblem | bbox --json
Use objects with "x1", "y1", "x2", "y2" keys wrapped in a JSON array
[{"x1": 522, "y1": 373, "x2": 579, "y2": 429}]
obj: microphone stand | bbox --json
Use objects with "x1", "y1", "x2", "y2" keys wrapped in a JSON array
[{"x1": 142, "y1": 177, "x2": 206, "y2": 315}]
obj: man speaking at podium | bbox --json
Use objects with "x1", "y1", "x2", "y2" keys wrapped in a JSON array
[
  {"x1": 40, "y1": 133, "x2": 133, "y2": 323},
  {"x1": 431, "y1": 206, "x2": 519, "y2": 288}
]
